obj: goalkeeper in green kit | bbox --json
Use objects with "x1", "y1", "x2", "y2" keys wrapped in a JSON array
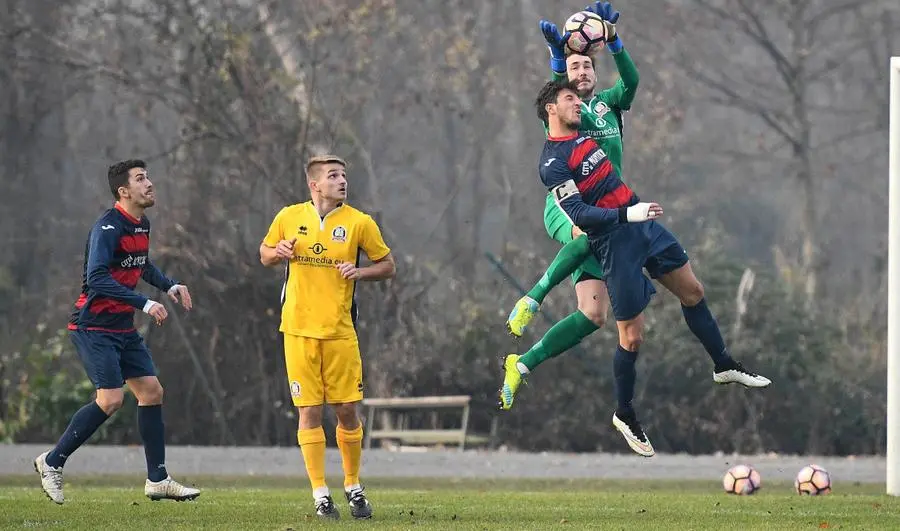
[
  {"x1": 499, "y1": 2, "x2": 770, "y2": 454},
  {"x1": 507, "y1": 2, "x2": 632, "y2": 342}
]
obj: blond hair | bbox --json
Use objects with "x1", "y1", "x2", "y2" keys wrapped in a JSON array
[{"x1": 305, "y1": 154, "x2": 347, "y2": 180}]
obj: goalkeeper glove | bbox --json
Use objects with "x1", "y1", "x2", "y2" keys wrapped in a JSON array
[
  {"x1": 585, "y1": 1, "x2": 623, "y2": 53},
  {"x1": 539, "y1": 20, "x2": 571, "y2": 74}
]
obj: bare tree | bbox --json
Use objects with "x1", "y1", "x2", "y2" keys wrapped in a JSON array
[{"x1": 654, "y1": 0, "x2": 894, "y2": 309}]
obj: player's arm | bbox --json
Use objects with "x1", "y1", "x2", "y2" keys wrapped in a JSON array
[
  {"x1": 542, "y1": 159, "x2": 660, "y2": 230},
  {"x1": 142, "y1": 259, "x2": 192, "y2": 311},
  {"x1": 590, "y1": 2, "x2": 639, "y2": 110},
  {"x1": 539, "y1": 20, "x2": 570, "y2": 81},
  {"x1": 337, "y1": 216, "x2": 396, "y2": 281},
  {"x1": 356, "y1": 216, "x2": 396, "y2": 280},
  {"x1": 357, "y1": 253, "x2": 395, "y2": 281},
  {"x1": 259, "y1": 208, "x2": 295, "y2": 267},
  {"x1": 260, "y1": 241, "x2": 295, "y2": 267},
  {"x1": 141, "y1": 259, "x2": 177, "y2": 293},
  {"x1": 85, "y1": 224, "x2": 153, "y2": 312},
  {"x1": 597, "y1": 48, "x2": 639, "y2": 110}
]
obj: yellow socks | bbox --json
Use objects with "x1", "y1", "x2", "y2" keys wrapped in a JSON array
[
  {"x1": 298, "y1": 427, "x2": 327, "y2": 497},
  {"x1": 299, "y1": 424, "x2": 363, "y2": 497},
  {"x1": 336, "y1": 424, "x2": 363, "y2": 489}
]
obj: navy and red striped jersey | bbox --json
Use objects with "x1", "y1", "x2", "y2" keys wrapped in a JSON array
[
  {"x1": 68, "y1": 203, "x2": 177, "y2": 332},
  {"x1": 540, "y1": 132, "x2": 640, "y2": 234}
]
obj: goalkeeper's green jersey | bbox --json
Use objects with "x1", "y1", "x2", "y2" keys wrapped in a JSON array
[{"x1": 548, "y1": 48, "x2": 639, "y2": 176}]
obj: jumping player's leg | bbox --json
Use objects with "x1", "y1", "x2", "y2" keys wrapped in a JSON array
[
  {"x1": 603, "y1": 224, "x2": 657, "y2": 457},
  {"x1": 516, "y1": 272, "x2": 609, "y2": 371},
  {"x1": 506, "y1": 194, "x2": 597, "y2": 337},
  {"x1": 284, "y1": 334, "x2": 338, "y2": 520},
  {"x1": 500, "y1": 209, "x2": 611, "y2": 410},
  {"x1": 611, "y1": 313, "x2": 654, "y2": 457},
  {"x1": 645, "y1": 223, "x2": 771, "y2": 388},
  {"x1": 35, "y1": 331, "x2": 124, "y2": 504},
  {"x1": 525, "y1": 234, "x2": 592, "y2": 304},
  {"x1": 575, "y1": 273, "x2": 610, "y2": 328},
  {"x1": 498, "y1": 282, "x2": 603, "y2": 410},
  {"x1": 322, "y1": 336, "x2": 372, "y2": 520}
]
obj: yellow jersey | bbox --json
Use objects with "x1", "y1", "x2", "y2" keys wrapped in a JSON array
[{"x1": 263, "y1": 201, "x2": 391, "y2": 339}]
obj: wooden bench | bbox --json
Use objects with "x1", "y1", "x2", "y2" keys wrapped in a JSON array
[{"x1": 362, "y1": 395, "x2": 496, "y2": 450}]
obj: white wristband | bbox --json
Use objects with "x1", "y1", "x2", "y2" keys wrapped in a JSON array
[
  {"x1": 626, "y1": 203, "x2": 659, "y2": 223},
  {"x1": 143, "y1": 300, "x2": 159, "y2": 314},
  {"x1": 167, "y1": 284, "x2": 183, "y2": 295}
]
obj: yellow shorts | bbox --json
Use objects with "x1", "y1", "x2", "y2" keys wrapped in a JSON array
[{"x1": 283, "y1": 333, "x2": 363, "y2": 407}]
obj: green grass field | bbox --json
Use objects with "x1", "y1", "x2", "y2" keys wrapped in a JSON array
[{"x1": 1, "y1": 475, "x2": 898, "y2": 530}]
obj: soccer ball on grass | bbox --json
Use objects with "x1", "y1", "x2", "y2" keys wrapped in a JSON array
[
  {"x1": 795, "y1": 464, "x2": 832, "y2": 495},
  {"x1": 563, "y1": 11, "x2": 607, "y2": 56},
  {"x1": 722, "y1": 464, "x2": 761, "y2": 495}
]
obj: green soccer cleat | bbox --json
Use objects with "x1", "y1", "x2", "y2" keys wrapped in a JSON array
[
  {"x1": 498, "y1": 354, "x2": 526, "y2": 410},
  {"x1": 506, "y1": 296, "x2": 540, "y2": 337}
]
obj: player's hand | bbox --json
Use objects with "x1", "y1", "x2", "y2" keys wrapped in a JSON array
[
  {"x1": 167, "y1": 284, "x2": 193, "y2": 311},
  {"x1": 146, "y1": 301, "x2": 168, "y2": 325},
  {"x1": 586, "y1": 2, "x2": 620, "y2": 43},
  {"x1": 625, "y1": 202, "x2": 663, "y2": 222},
  {"x1": 539, "y1": 20, "x2": 571, "y2": 72},
  {"x1": 571, "y1": 225, "x2": 585, "y2": 239},
  {"x1": 275, "y1": 238, "x2": 296, "y2": 260},
  {"x1": 336, "y1": 262, "x2": 361, "y2": 280}
]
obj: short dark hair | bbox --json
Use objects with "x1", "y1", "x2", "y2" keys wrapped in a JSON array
[
  {"x1": 107, "y1": 159, "x2": 146, "y2": 199},
  {"x1": 535, "y1": 78, "x2": 581, "y2": 124}
]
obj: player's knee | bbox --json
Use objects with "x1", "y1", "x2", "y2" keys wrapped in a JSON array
[
  {"x1": 621, "y1": 337, "x2": 643, "y2": 352},
  {"x1": 141, "y1": 383, "x2": 164, "y2": 405},
  {"x1": 95, "y1": 390, "x2": 125, "y2": 415},
  {"x1": 619, "y1": 328, "x2": 644, "y2": 352},
  {"x1": 333, "y1": 403, "x2": 360, "y2": 429},
  {"x1": 578, "y1": 303, "x2": 607, "y2": 328},
  {"x1": 298, "y1": 406, "x2": 324, "y2": 429},
  {"x1": 680, "y1": 280, "x2": 705, "y2": 307}
]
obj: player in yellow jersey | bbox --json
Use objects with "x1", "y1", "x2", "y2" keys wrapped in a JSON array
[{"x1": 260, "y1": 154, "x2": 395, "y2": 520}]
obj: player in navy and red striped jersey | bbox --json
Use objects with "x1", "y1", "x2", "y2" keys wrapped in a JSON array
[
  {"x1": 34, "y1": 160, "x2": 200, "y2": 504},
  {"x1": 497, "y1": 79, "x2": 770, "y2": 457}
]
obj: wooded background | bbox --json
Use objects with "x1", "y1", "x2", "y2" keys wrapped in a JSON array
[{"x1": 1, "y1": 0, "x2": 897, "y2": 455}]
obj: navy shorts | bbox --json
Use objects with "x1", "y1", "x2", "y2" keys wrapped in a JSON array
[
  {"x1": 593, "y1": 220, "x2": 689, "y2": 322},
  {"x1": 69, "y1": 330, "x2": 157, "y2": 389}
]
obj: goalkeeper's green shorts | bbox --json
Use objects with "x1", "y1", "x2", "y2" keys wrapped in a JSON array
[{"x1": 542, "y1": 193, "x2": 606, "y2": 283}]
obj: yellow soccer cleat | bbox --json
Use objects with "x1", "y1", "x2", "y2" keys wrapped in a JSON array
[
  {"x1": 498, "y1": 354, "x2": 526, "y2": 410},
  {"x1": 506, "y1": 296, "x2": 540, "y2": 337}
]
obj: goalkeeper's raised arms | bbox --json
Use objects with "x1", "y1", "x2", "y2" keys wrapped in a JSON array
[{"x1": 578, "y1": 1, "x2": 623, "y2": 53}]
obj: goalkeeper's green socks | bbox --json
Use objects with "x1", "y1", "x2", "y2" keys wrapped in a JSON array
[
  {"x1": 518, "y1": 310, "x2": 598, "y2": 371},
  {"x1": 526, "y1": 235, "x2": 591, "y2": 304}
]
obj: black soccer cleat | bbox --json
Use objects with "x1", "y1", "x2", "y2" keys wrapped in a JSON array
[
  {"x1": 345, "y1": 487, "x2": 373, "y2": 519},
  {"x1": 315, "y1": 495, "x2": 340, "y2": 520}
]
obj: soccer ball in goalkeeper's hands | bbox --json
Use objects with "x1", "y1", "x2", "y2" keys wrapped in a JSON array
[
  {"x1": 722, "y1": 464, "x2": 761, "y2": 495},
  {"x1": 795, "y1": 464, "x2": 832, "y2": 495},
  {"x1": 564, "y1": 11, "x2": 607, "y2": 56}
]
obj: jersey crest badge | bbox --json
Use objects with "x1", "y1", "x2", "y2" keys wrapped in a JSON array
[
  {"x1": 594, "y1": 101, "x2": 610, "y2": 127},
  {"x1": 331, "y1": 226, "x2": 347, "y2": 242}
]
